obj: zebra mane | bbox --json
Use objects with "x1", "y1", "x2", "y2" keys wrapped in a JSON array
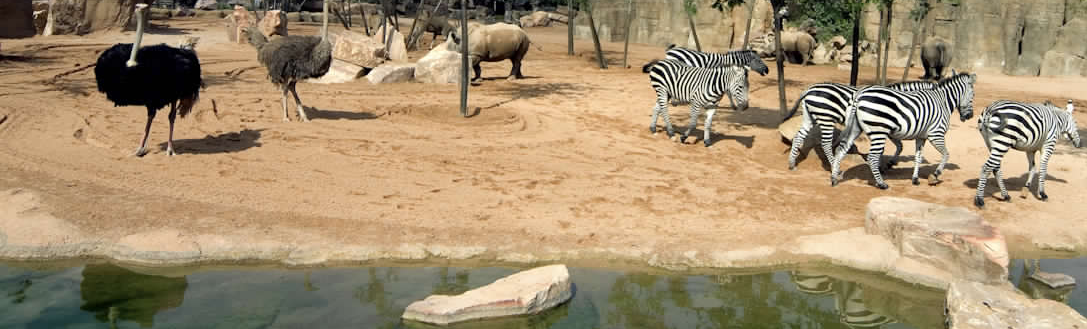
[{"x1": 935, "y1": 72, "x2": 975, "y2": 88}]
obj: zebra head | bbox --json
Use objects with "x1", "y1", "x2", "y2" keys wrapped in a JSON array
[
  {"x1": 726, "y1": 66, "x2": 750, "y2": 111},
  {"x1": 951, "y1": 73, "x2": 977, "y2": 122},
  {"x1": 1065, "y1": 100, "x2": 1082, "y2": 148}
]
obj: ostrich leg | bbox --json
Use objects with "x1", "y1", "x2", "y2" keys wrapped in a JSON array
[
  {"x1": 289, "y1": 81, "x2": 310, "y2": 122},
  {"x1": 166, "y1": 102, "x2": 178, "y2": 156},
  {"x1": 281, "y1": 84, "x2": 291, "y2": 122},
  {"x1": 134, "y1": 107, "x2": 156, "y2": 157}
]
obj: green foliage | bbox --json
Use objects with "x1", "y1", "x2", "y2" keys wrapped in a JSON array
[{"x1": 790, "y1": 0, "x2": 856, "y2": 43}]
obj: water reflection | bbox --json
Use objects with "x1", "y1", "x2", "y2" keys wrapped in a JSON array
[
  {"x1": 78, "y1": 264, "x2": 188, "y2": 328},
  {"x1": 1012, "y1": 259, "x2": 1076, "y2": 304},
  {"x1": 0, "y1": 264, "x2": 951, "y2": 329}
]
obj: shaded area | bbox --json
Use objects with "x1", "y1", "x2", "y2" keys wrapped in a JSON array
[
  {"x1": 158, "y1": 128, "x2": 264, "y2": 155},
  {"x1": 305, "y1": 106, "x2": 379, "y2": 121},
  {"x1": 79, "y1": 264, "x2": 188, "y2": 328}
]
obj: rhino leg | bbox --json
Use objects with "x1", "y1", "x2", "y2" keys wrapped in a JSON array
[{"x1": 472, "y1": 62, "x2": 482, "y2": 81}]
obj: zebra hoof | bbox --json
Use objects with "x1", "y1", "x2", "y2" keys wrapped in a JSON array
[
  {"x1": 911, "y1": 177, "x2": 920, "y2": 185},
  {"x1": 830, "y1": 179, "x2": 839, "y2": 187},
  {"x1": 876, "y1": 183, "x2": 889, "y2": 190},
  {"x1": 1040, "y1": 192, "x2": 1049, "y2": 201},
  {"x1": 649, "y1": 126, "x2": 656, "y2": 134},
  {"x1": 974, "y1": 197, "x2": 985, "y2": 208},
  {"x1": 1001, "y1": 194, "x2": 1011, "y2": 202},
  {"x1": 789, "y1": 164, "x2": 796, "y2": 171},
  {"x1": 703, "y1": 140, "x2": 711, "y2": 147}
]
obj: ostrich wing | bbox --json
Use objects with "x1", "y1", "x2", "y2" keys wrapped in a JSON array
[{"x1": 258, "y1": 36, "x2": 333, "y2": 84}]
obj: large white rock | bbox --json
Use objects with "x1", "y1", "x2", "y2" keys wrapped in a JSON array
[
  {"x1": 866, "y1": 197, "x2": 1009, "y2": 284},
  {"x1": 414, "y1": 41, "x2": 462, "y2": 84},
  {"x1": 194, "y1": 0, "x2": 216, "y2": 10},
  {"x1": 372, "y1": 27, "x2": 408, "y2": 61},
  {"x1": 307, "y1": 59, "x2": 366, "y2": 84},
  {"x1": 332, "y1": 30, "x2": 387, "y2": 68},
  {"x1": 401, "y1": 264, "x2": 573, "y2": 326},
  {"x1": 520, "y1": 11, "x2": 551, "y2": 27},
  {"x1": 946, "y1": 280, "x2": 1087, "y2": 329},
  {"x1": 258, "y1": 10, "x2": 287, "y2": 38},
  {"x1": 366, "y1": 63, "x2": 415, "y2": 84}
]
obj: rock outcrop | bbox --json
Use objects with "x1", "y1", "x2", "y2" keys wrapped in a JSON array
[
  {"x1": 372, "y1": 28, "x2": 408, "y2": 61},
  {"x1": 258, "y1": 10, "x2": 288, "y2": 38},
  {"x1": 402, "y1": 264, "x2": 573, "y2": 326},
  {"x1": 573, "y1": 0, "x2": 772, "y2": 52},
  {"x1": 520, "y1": 11, "x2": 551, "y2": 27},
  {"x1": 865, "y1": 197, "x2": 1009, "y2": 284},
  {"x1": 366, "y1": 63, "x2": 415, "y2": 84},
  {"x1": 229, "y1": 5, "x2": 252, "y2": 44},
  {"x1": 331, "y1": 30, "x2": 387, "y2": 68},
  {"x1": 194, "y1": 0, "x2": 216, "y2": 10},
  {"x1": 44, "y1": 0, "x2": 152, "y2": 36},
  {"x1": 414, "y1": 40, "x2": 462, "y2": 84},
  {"x1": 0, "y1": 0, "x2": 36, "y2": 38},
  {"x1": 946, "y1": 280, "x2": 1087, "y2": 329}
]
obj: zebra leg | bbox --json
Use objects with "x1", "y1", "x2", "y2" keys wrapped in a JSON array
[
  {"x1": 866, "y1": 133, "x2": 890, "y2": 189},
  {"x1": 911, "y1": 138, "x2": 926, "y2": 185},
  {"x1": 703, "y1": 106, "x2": 717, "y2": 147},
  {"x1": 1037, "y1": 141, "x2": 1057, "y2": 201},
  {"x1": 661, "y1": 98, "x2": 676, "y2": 138},
  {"x1": 682, "y1": 104, "x2": 701, "y2": 144},
  {"x1": 650, "y1": 93, "x2": 666, "y2": 134},
  {"x1": 995, "y1": 167, "x2": 1010, "y2": 201},
  {"x1": 975, "y1": 146, "x2": 1009, "y2": 207},
  {"x1": 1024, "y1": 150, "x2": 1037, "y2": 190},
  {"x1": 832, "y1": 120, "x2": 863, "y2": 187},
  {"x1": 928, "y1": 136, "x2": 950, "y2": 185},
  {"x1": 787, "y1": 112, "x2": 814, "y2": 170},
  {"x1": 975, "y1": 163, "x2": 991, "y2": 207},
  {"x1": 885, "y1": 139, "x2": 904, "y2": 171}
]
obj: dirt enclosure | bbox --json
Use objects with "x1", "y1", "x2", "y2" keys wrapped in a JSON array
[{"x1": 1, "y1": 17, "x2": 1085, "y2": 266}]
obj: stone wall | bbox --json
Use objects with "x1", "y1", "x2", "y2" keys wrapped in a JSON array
[
  {"x1": 576, "y1": 0, "x2": 1087, "y2": 77},
  {"x1": 44, "y1": 0, "x2": 154, "y2": 36},
  {"x1": 572, "y1": 0, "x2": 773, "y2": 52}
]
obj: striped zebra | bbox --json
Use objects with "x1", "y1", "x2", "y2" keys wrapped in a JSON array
[
  {"x1": 642, "y1": 59, "x2": 749, "y2": 147},
  {"x1": 835, "y1": 72, "x2": 977, "y2": 189},
  {"x1": 664, "y1": 44, "x2": 770, "y2": 76},
  {"x1": 786, "y1": 81, "x2": 936, "y2": 183},
  {"x1": 974, "y1": 100, "x2": 1081, "y2": 207},
  {"x1": 836, "y1": 282, "x2": 897, "y2": 328}
]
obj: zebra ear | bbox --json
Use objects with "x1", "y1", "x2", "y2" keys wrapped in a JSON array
[
  {"x1": 1068, "y1": 100, "x2": 1075, "y2": 114},
  {"x1": 970, "y1": 73, "x2": 977, "y2": 83}
]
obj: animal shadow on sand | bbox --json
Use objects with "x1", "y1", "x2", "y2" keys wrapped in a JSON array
[
  {"x1": 303, "y1": 106, "x2": 378, "y2": 121},
  {"x1": 963, "y1": 172, "x2": 1067, "y2": 200},
  {"x1": 158, "y1": 129, "x2": 264, "y2": 155},
  {"x1": 838, "y1": 159, "x2": 962, "y2": 187},
  {"x1": 473, "y1": 82, "x2": 587, "y2": 117},
  {"x1": 144, "y1": 22, "x2": 196, "y2": 36}
]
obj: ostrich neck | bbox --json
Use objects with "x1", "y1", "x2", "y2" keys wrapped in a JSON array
[{"x1": 126, "y1": 7, "x2": 145, "y2": 67}]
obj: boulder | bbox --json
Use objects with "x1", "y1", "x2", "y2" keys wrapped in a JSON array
[
  {"x1": 778, "y1": 115, "x2": 804, "y2": 142},
  {"x1": 332, "y1": 30, "x2": 387, "y2": 68},
  {"x1": 194, "y1": 0, "x2": 217, "y2": 10},
  {"x1": 520, "y1": 11, "x2": 550, "y2": 27},
  {"x1": 229, "y1": 5, "x2": 252, "y2": 44},
  {"x1": 811, "y1": 44, "x2": 833, "y2": 65},
  {"x1": 297, "y1": 11, "x2": 310, "y2": 22},
  {"x1": 547, "y1": 12, "x2": 568, "y2": 24},
  {"x1": 402, "y1": 264, "x2": 573, "y2": 326},
  {"x1": 865, "y1": 197, "x2": 1009, "y2": 284},
  {"x1": 372, "y1": 28, "x2": 408, "y2": 61},
  {"x1": 307, "y1": 59, "x2": 367, "y2": 84},
  {"x1": 44, "y1": 0, "x2": 150, "y2": 36},
  {"x1": 174, "y1": 7, "x2": 195, "y2": 17},
  {"x1": 946, "y1": 280, "x2": 1087, "y2": 329},
  {"x1": 33, "y1": 10, "x2": 48, "y2": 34},
  {"x1": 414, "y1": 40, "x2": 462, "y2": 84},
  {"x1": 258, "y1": 10, "x2": 287, "y2": 38},
  {"x1": 366, "y1": 63, "x2": 415, "y2": 84},
  {"x1": 829, "y1": 35, "x2": 848, "y2": 50}
]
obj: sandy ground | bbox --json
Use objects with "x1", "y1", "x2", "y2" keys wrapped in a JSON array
[{"x1": 0, "y1": 17, "x2": 1085, "y2": 268}]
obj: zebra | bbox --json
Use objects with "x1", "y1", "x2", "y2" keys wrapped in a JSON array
[
  {"x1": 642, "y1": 59, "x2": 749, "y2": 147},
  {"x1": 834, "y1": 72, "x2": 977, "y2": 189},
  {"x1": 785, "y1": 80, "x2": 937, "y2": 184},
  {"x1": 973, "y1": 99, "x2": 1081, "y2": 207},
  {"x1": 664, "y1": 44, "x2": 770, "y2": 76}
]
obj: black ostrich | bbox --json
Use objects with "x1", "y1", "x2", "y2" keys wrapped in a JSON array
[
  {"x1": 94, "y1": 4, "x2": 202, "y2": 157},
  {"x1": 245, "y1": 0, "x2": 332, "y2": 122}
]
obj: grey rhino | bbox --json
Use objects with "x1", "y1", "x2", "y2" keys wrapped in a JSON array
[
  {"x1": 921, "y1": 38, "x2": 951, "y2": 80},
  {"x1": 449, "y1": 22, "x2": 531, "y2": 81},
  {"x1": 781, "y1": 30, "x2": 816, "y2": 65}
]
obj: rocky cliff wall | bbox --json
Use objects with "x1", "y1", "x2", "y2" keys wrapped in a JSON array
[{"x1": 576, "y1": 0, "x2": 1087, "y2": 77}]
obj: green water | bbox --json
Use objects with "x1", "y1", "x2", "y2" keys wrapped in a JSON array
[{"x1": 0, "y1": 262, "x2": 958, "y2": 329}]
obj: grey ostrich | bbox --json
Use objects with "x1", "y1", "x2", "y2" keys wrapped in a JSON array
[{"x1": 245, "y1": 0, "x2": 332, "y2": 122}]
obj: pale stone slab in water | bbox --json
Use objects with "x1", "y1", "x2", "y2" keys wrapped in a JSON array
[
  {"x1": 1030, "y1": 271, "x2": 1076, "y2": 289},
  {"x1": 946, "y1": 280, "x2": 1087, "y2": 329},
  {"x1": 865, "y1": 197, "x2": 1009, "y2": 284},
  {"x1": 401, "y1": 264, "x2": 573, "y2": 326}
]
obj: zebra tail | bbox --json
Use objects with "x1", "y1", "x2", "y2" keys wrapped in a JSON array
[
  {"x1": 783, "y1": 89, "x2": 811, "y2": 120},
  {"x1": 642, "y1": 60, "x2": 660, "y2": 74}
]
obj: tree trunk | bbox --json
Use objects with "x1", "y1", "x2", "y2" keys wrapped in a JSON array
[
  {"x1": 460, "y1": 0, "x2": 469, "y2": 117},
  {"x1": 687, "y1": 10, "x2": 701, "y2": 51},
  {"x1": 773, "y1": 6, "x2": 786, "y2": 120},
  {"x1": 850, "y1": 5, "x2": 860, "y2": 86},
  {"x1": 587, "y1": 2, "x2": 608, "y2": 69},
  {"x1": 902, "y1": 8, "x2": 926, "y2": 81},
  {"x1": 875, "y1": 5, "x2": 885, "y2": 83},
  {"x1": 406, "y1": 0, "x2": 425, "y2": 50},
  {"x1": 881, "y1": 0, "x2": 893, "y2": 84},
  {"x1": 741, "y1": 0, "x2": 755, "y2": 49},
  {"x1": 568, "y1": 0, "x2": 575, "y2": 56},
  {"x1": 360, "y1": 0, "x2": 371, "y2": 36},
  {"x1": 623, "y1": 0, "x2": 633, "y2": 68}
]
